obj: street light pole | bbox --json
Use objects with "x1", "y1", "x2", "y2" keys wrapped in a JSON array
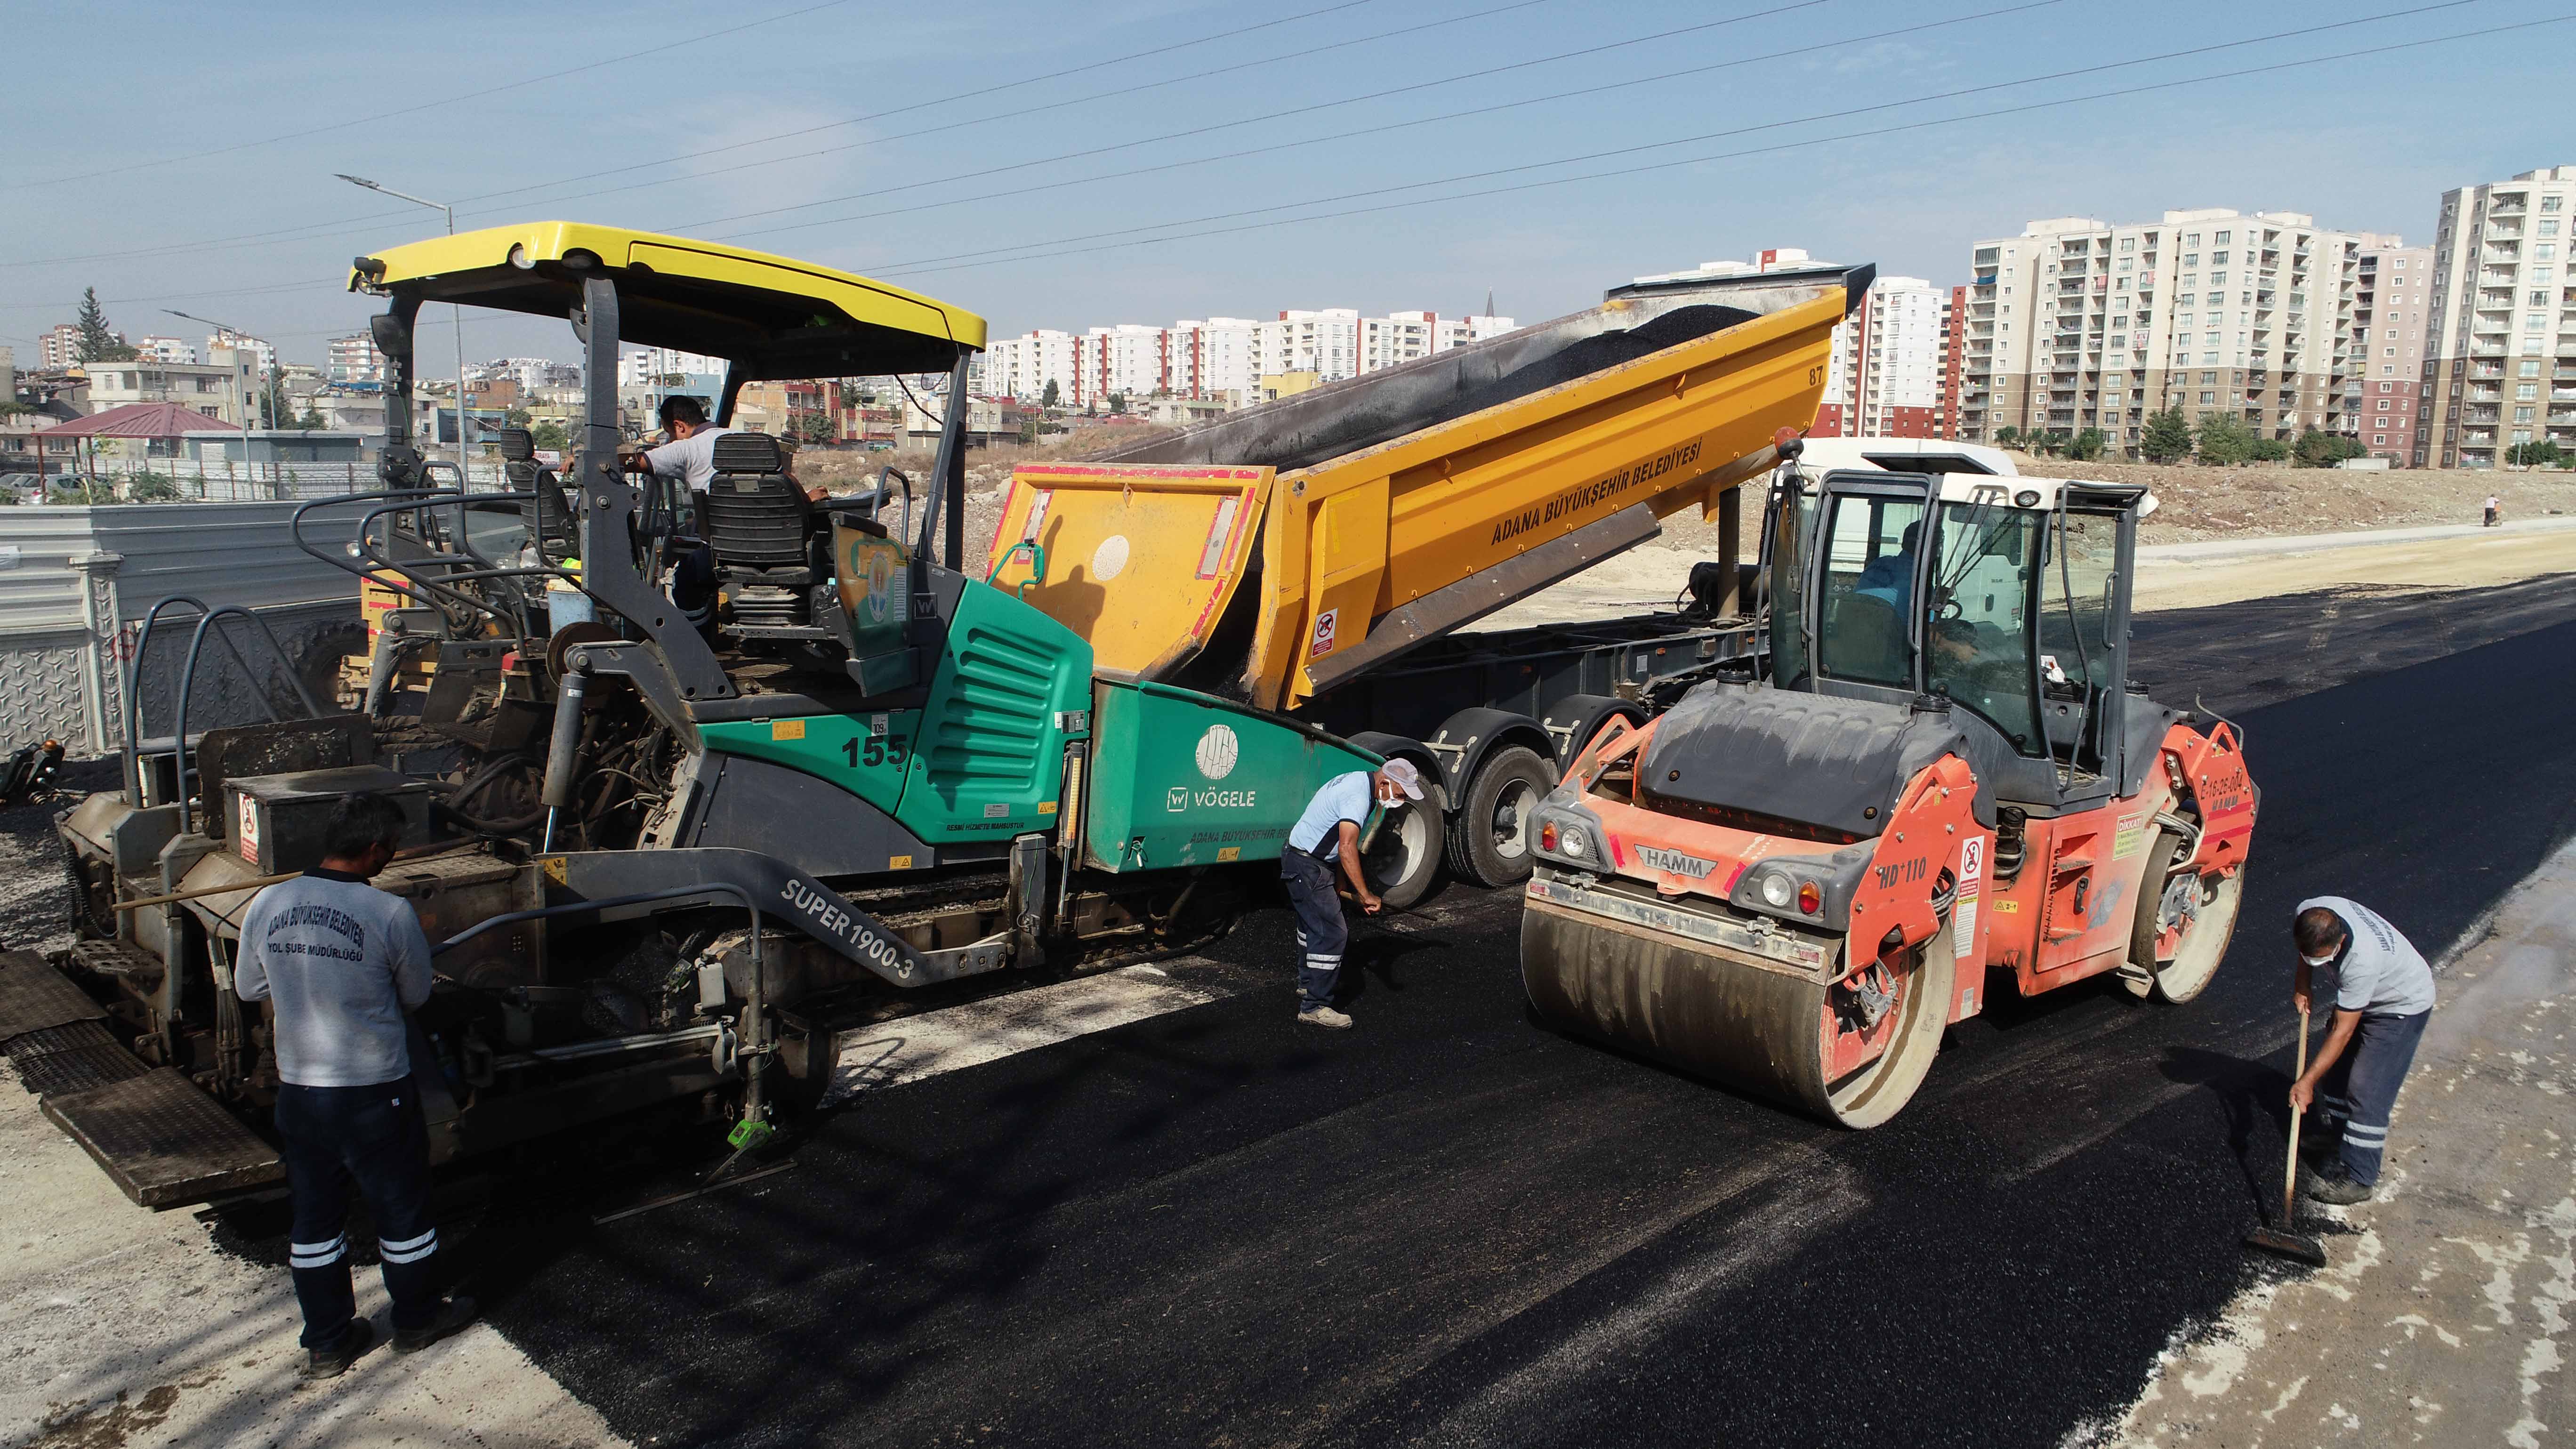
[
  {"x1": 164, "y1": 307, "x2": 260, "y2": 449},
  {"x1": 337, "y1": 174, "x2": 469, "y2": 480}
]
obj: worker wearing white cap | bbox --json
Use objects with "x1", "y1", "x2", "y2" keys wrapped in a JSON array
[{"x1": 1280, "y1": 758, "x2": 1425, "y2": 1028}]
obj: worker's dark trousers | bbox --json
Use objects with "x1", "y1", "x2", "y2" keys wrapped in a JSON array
[
  {"x1": 275, "y1": 1079, "x2": 444, "y2": 1349},
  {"x1": 1280, "y1": 849, "x2": 1347, "y2": 1012},
  {"x1": 670, "y1": 543, "x2": 716, "y2": 633},
  {"x1": 2315, "y1": 1008, "x2": 2430, "y2": 1187}
]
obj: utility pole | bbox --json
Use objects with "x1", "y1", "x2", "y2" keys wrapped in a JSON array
[{"x1": 337, "y1": 174, "x2": 470, "y2": 480}]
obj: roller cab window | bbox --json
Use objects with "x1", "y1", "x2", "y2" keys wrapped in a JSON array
[
  {"x1": 1813, "y1": 492, "x2": 1926, "y2": 689},
  {"x1": 1927, "y1": 503, "x2": 2043, "y2": 755}
]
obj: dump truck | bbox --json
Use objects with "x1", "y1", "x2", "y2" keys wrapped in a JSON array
[
  {"x1": 1521, "y1": 456, "x2": 2258, "y2": 1126},
  {"x1": 7, "y1": 222, "x2": 1863, "y2": 1208}
]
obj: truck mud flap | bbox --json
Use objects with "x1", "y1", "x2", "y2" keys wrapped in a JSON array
[{"x1": 542, "y1": 847, "x2": 1007, "y2": 987}]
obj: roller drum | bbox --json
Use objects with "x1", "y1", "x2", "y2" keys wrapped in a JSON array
[{"x1": 1521, "y1": 894, "x2": 1951, "y2": 1128}]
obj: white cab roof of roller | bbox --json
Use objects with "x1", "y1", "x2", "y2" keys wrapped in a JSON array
[
  {"x1": 1797, "y1": 436, "x2": 2018, "y2": 477},
  {"x1": 1929, "y1": 473, "x2": 2161, "y2": 518}
]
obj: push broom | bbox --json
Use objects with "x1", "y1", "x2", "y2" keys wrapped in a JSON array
[{"x1": 2245, "y1": 1002, "x2": 2328, "y2": 1267}]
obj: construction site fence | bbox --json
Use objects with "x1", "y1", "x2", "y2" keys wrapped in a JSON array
[{"x1": 18, "y1": 458, "x2": 513, "y2": 502}]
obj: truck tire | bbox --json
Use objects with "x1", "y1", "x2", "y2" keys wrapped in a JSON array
[
  {"x1": 1362, "y1": 799, "x2": 1445, "y2": 912},
  {"x1": 1444, "y1": 745, "x2": 1557, "y2": 888}
]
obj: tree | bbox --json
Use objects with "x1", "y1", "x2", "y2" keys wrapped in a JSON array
[
  {"x1": 1107, "y1": 391, "x2": 1127, "y2": 415},
  {"x1": 261, "y1": 363, "x2": 292, "y2": 430},
  {"x1": 1016, "y1": 418, "x2": 1041, "y2": 445},
  {"x1": 504, "y1": 406, "x2": 533, "y2": 427},
  {"x1": 2247, "y1": 437, "x2": 2289, "y2": 462},
  {"x1": 2069, "y1": 427, "x2": 2107, "y2": 461},
  {"x1": 2293, "y1": 428, "x2": 2366, "y2": 468},
  {"x1": 1041, "y1": 378, "x2": 1061, "y2": 409},
  {"x1": 2193, "y1": 412, "x2": 2257, "y2": 465},
  {"x1": 789, "y1": 412, "x2": 834, "y2": 444},
  {"x1": 2139, "y1": 407, "x2": 2194, "y2": 463},
  {"x1": 74, "y1": 287, "x2": 137, "y2": 362},
  {"x1": 1993, "y1": 425, "x2": 2022, "y2": 449},
  {"x1": 295, "y1": 407, "x2": 325, "y2": 430},
  {"x1": 529, "y1": 419, "x2": 571, "y2": 452},
  {"x1": 2507, "y1": 440, "x2": 2566, "y2": 467},
  {"x1": 658, "y1": 372, "x2": 686, "y2": 387}
]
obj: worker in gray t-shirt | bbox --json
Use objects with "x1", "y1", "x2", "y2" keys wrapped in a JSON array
[
  {"x1": 235, "y1": 793, "x2": 475, "y2": 1380},
  {"x1": 2287, "y1": 895, "x2": 2437, "y2": 1205}
]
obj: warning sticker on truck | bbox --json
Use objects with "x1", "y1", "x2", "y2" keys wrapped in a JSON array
[{"x1": 1309, "y1": 608, "x2": 1337, "y2": 659}]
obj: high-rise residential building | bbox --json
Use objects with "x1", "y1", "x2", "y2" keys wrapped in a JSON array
[
  {"x1": 1960, "y1": 209, "x2": 2360, "y2": 453},
  {"x1": 1937, "y1": 284, "x2": 1967, "y2": 438},
  {"x1": 1079, "y1": 324, "x2": 1166, "y2": 406},
  {"x1": 1258, "y1": 309, "x2": 1360, "y2": 381},
  {"x1": 136, "y1": 335, "x2": 197, "y2": 364},
  {"x1": 38, "y1": 324, "x2": 82, "y2": 370},
  {"x1": 2347, "y1": 234, "x2": 2433, "y2": 463},
  {"x1": 329, "y1": 332, "x2": 388, "y2": 384},
  {"x1": 1813, "y1": 274, "x2": 1947, "y2": 438},
  {"x1": 617, "y1": 346, "x2": 726, "y2": 388},
  {"x1": 2415, "y1": 166, "x2": 2576, "y2": 468},
  {"x1": 204, "y1": 330, "x2": 276, "y2": 376}
]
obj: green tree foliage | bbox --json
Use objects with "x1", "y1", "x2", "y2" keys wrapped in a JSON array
[
  {"x1": 2069, "y1": 427, "x2": 2107, "y2": 461},
  {"x1": 1040, "y1": 378, "x2": 1061, "y2": 409},
  {"x1": 2247, "y1": 437, "x2": 2290, "y2": 462},
  {"x1": 295, "y1": 407, "x2": 325, "y2": 430},
  {"x1": 1993, "y1": 425, "x2": 2022, "y2": 448},
  {"x1": 529, "y1": 419, "x2": 571, "y2": 452},
  {"x1": 261, "y1": 363, "x2": 292, "y2": 429},
  {"x1": 74, "y1": 288, "x2": 137, "y2": 362},
  {"x1": 789, "y1": 412, "x2": 835, "y2": 444},
  {"x1": 2139, "y1": 407, "x2": 2194, "y2": 462},
  {"x1": 1107, "y1": 391, "x2": 1128, "y2": 415},
  {"x1": 1016, "y1": 418, "x2": 1040, "y2": 445},
  {"x1": 2507, "y1": 440, "x2": 2566, "y2": 467},
  {"x1": 2193, "y1": 412, "x2": 2258, "y2": 465},
  {"x1": 2293, "y1": 429, "x2": 2366, "y2": 468}
]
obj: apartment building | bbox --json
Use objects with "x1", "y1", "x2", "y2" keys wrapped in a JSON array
[
  {"x1": 204, "y1": 330, "x2": 276, "y2": 377},
  {"x1": 1813, "y1": 274, "x2": 1947, "y2": 438},
  {"x1": 982, "y1": 307, "x2": 1516, "y2": 407},
  {"x1": 1258, "y1": 309, "x2": 1360, "y2": 381},
  {"x1": 1960, "y1": 209, "x2": 2360, "y2": 452},
  {"x1": 135, "y1": 335, "x2": 197, "y2": 364},
  {"x1": 1937, "y1": 284, "x2": 1967, "y2": 437},
  {"x1": 2415, "y1": 166, "x2": 2576, "y2": 468},
  {"x1": 2349, "y1": 234, "x2": 2433, "y2": 462},
  {"x1": 328, "y1": 332, "x2": 387, "y2": 385},
  {"x1": 617, "y1": 346, "x2": 728, "y2": 387},
  {"x1": 1167, "y1": 318, "x2": 1259, "y2": 402},
  {"x1": 79, "y1": 358, "x2": 246, "y2": 426},
  {"x1": 38, "y1": 324, "x2": 83, "y2": 370}
]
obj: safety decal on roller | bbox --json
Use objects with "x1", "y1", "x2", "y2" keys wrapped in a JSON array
[
  {"x1": 1953, "y1": 836, "x2": 1985, "y2": 958},
  {"x1": 2112, "y1": 811, "x2": 2149, "y2": 860}
]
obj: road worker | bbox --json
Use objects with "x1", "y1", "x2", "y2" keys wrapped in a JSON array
[
  {"x1": 1280, "y1": 759, "x2": 1425, "y2": 1029},
  {"x1": 2288, "y1": 897, "x2": 2438, "y2": 1205},
  {"x1": 235, "y1": 793, "x2": 477, "y2": 1379}
]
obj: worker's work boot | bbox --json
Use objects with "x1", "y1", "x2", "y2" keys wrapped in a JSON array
[
  {"x1": 391, "y1": 1296, "x2": 480, "y2": 1355},
  {"x1": 299, "y1": 1318, "x2": 375, "y2": 1382},
  {"x1": 2304, "y1": 1166, "x2": 2375, "y2": 1206},
  {"x1": 1297, "y1": 1006, "x2": 1354, "y2": 1030}
]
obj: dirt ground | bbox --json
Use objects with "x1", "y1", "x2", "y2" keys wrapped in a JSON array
[
  {"x1": 2003, "y1": 455, "x2": 2576, "y2": 545},
  {"x1": 797, "y1": 417, "x2": 1174, "y2": 564}
]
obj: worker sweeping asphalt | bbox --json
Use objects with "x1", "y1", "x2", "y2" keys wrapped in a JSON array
[
  {"x1": 1280, "y1": 759, "x2": 1425, "y2": 1029},
  {"x1": 2288, "y1": 896, "x2": 2438, "y2": 1205}
]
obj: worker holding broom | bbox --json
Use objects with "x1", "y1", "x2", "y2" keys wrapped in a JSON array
[{"x1": 2287, "y1": 897, "x2": 2437, "y2": 1205}]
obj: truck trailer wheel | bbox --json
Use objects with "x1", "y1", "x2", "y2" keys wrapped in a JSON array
[
  {"x1": 1444, "y1": 746, "x2": 1556, "y2": 889},
  {"x1": 1363, "y1": 801, "x2": 1445, "y2": 911},
  {"x1": 2123, "y1": 832, "x2": 2245, "y2": 1004}
]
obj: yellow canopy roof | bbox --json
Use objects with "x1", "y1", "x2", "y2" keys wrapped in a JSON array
[{"x1": 349, "y1": 221, "x2": 985, "y2": 379}]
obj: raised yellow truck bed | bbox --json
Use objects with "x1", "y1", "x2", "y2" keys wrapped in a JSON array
[{"x1": 985, "y1": 264, "x2": 1868, "y2": 711}]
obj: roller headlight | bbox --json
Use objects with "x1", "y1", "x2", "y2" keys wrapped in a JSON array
[
  {"x1": 1557, "y1": 825, "x2": 1591, "y2": 859},
  {"x1": 1758, "y1": 872, "x2": 1794, "y2": 908}
]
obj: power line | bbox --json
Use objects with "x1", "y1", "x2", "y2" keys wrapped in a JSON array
[
  {"x1": 663, "y1": 0, "x2": 1830, "y2": 238},
  {"x1": 0, "y1": 0, "x2": 1391, "y2": 268},
  {"x1": 446, "y1": 0, "x2": 1401, "y2": 209},
  {"x1": 5, "y1": 0, "x2": 865, "y2": 193},
  {"x1": 866, "y1": 9, "x2": 2550, "y2": 282},
  {"x1": 699, "y1": 0, "x2": 2053, "y2": 247}
]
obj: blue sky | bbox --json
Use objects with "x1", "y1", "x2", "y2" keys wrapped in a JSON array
[{"x1": 2, "y1": 0, "x2": 2567, "y2": 368}]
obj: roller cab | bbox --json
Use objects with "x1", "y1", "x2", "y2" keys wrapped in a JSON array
[{"x1": 1521, "y1": 465, "x2": 2258, "y2": 1127}]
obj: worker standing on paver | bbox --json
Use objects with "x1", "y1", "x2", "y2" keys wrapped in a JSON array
[
  {"x1": 235, "y1": 794, "x2": 477, "y2": 1380},
  {"x1": 2288, "y1": 896, "x2": 2438, "y2": 1205},
  {"x1": 1280, "y1": 760, "x2": 1425, "y2": 1029}
]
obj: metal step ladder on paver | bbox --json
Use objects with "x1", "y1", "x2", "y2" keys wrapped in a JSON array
[{"x1": 0, "y1": 950, "x2": 282, "y2": 1208}]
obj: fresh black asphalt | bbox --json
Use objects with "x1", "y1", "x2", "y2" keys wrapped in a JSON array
[{"x1": 274, "y1": 577, "x2": 2576, "y2": 1447}]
